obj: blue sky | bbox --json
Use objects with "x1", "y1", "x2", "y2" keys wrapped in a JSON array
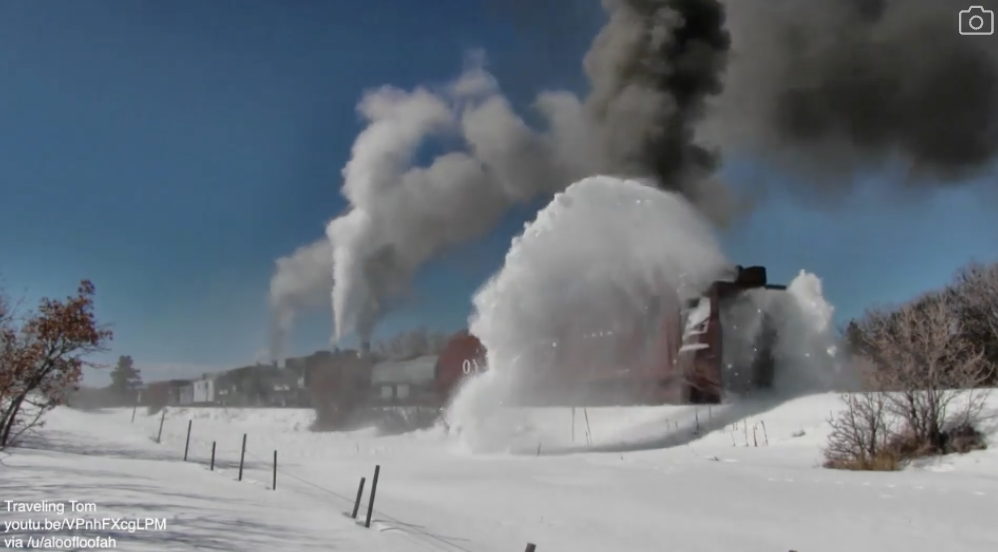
[{"x1": 0, "y1": 1, "x2": 994, "y2": 385}]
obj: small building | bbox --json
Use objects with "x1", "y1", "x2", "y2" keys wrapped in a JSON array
[{"x1": 192, "y1": 376, "x2": 215, "y2": 404}]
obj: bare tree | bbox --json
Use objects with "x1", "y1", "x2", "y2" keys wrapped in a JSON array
[
  {"x1": 947, "y1": 260, "x2": 998, "y2": 383},
  {"x1": 0, "y1": 280, "x2": 112, "y2": 448},
  {"x1": 842, "y1": 294, "x2": 990, "y2": 461},
  {"x1": 373, "y1": 327, "x2": 453, "y2": 360}
]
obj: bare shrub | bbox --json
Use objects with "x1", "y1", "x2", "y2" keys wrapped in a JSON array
[
  {"x1": 824, "y1": 361, "x2": 899, "y2": 470},
  {"x1": 868, "y1": 296, "x2": 989, "y2": 450},
  {"x1": 0, "y1": 280, "x2": 112, "y2": 448},
  {"x1": 827, "y1": 293, "x2": 990, "y2": 470}
]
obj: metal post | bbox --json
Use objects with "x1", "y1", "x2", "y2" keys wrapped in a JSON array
[
  {"x1": 238, "y1": 434, "x2": 247, "y2": 481},
  {"x1": 525, "y1": 544, "x2": 537, "y2": 552},
  {"x1": 272, "y1": 450, "x2": 277, "y2": 490},
  {"x1": 183, "y1": 420, "x2": 192, "y2": 461},
  {"x1": 156, "y1": 410, "x2": 166, "y2": 444},
  {"x1": 364, "y1": 465, "x2": 381, "y2": 528},
  {"x1": 351, "y1": 477, "x2": 367, "y2": 519},
  {"x1": 210, "y1": 442, "x2": 216, "y2": 471}
]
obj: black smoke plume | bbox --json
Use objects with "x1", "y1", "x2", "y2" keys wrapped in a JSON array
[{"x1": 713, "y1": 0, "x2": 998, "y2": 189}]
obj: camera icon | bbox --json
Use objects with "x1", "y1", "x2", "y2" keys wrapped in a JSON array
[{"x1": 960, "y1": 6, "x2": 994, "y2": 35}]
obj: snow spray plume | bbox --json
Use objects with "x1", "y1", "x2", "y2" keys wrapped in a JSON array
[
  {"x1": 715, "y1": 0, "x2": 998, "y2": 187},
  {"x1": 446, "y1": 176, "x2": 731, "y2": 452},
  {"x1": 584, "y1": 0, "x2": 735, "y2": 222},
  {"x1": 447, "y1": 180, "x2": 845, "y2": 453}
]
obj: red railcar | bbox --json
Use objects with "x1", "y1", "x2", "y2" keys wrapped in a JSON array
[
  {"x1": 435, "y1": 330, "x2": 486, "y2": 396},
  {"x1": 436, "y1": 265, "x2": 786, "y2": 406}
]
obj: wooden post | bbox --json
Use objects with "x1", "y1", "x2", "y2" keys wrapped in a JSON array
[
  {"x1": 131, "y1": 401, "x2": 137, "y2": 423},
  {"x1": 210, "y1": 442, "x2": 216, "y2": 471},
  {"x1": 238, "y1": 434, "x2": 247, "y2": 481},
  {"x1": 583, "y1": 408, "x2": 592, "y2": 446},
  {"x1": 272, "y1": 450, "x2": 277, "y2": 490},
  {"x1": 364, "y1": 465, "x2": 381, "y2": 528},
  {"x1": 156, "y1": 409, "x2": 166, "y2": 444},
  {"x1": 351, "y1": 477, "x2": 367, "y2": 519},
  {"x1": 525, "y1": 544, "x2": 536, "y2": 552},
  {"x1": 183, "y1": 420, "x2": 192, "y2": 461}
]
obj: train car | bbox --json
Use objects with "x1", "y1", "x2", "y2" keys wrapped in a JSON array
[
  {"x1": 369, "y1": 355, "x2": 440, "y2": 407},
  {"x1": 306, "y1": 350, "x2": 374, "y2": 429},
  {"x1": 437, "y1": 265, "x2": 787, "y2": 406}
]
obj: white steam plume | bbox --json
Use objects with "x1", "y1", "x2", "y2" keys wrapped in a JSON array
[
  {"x1": 268, "y1": 239, "x2": 334, "y2": 359},
  {"x1": 327, "y1": 63, "x2": 601, "y2": 343},
  {"x1": 265, "y1": 58, "x2": 598, "y2": 355}
]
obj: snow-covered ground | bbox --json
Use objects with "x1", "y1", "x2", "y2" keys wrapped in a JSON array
[{"x1": 4, "y1": 393, "x2": 998, "y2": 552}]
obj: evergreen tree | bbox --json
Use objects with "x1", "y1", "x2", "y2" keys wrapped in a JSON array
[{"x1": 109, "y1": 355, "x2": 142, "y2": 398}]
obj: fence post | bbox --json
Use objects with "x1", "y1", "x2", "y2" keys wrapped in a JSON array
[
  {"x1": 272, "y1": 450, "x2": 277, "y2": 490},
  {"x1": 351, "y1": 477, "x2": 367, "y2": 519},
  {"x1": 156, "y1": 409, "x2": 166, "y2": 444},
  {"x1": 183, "y1": 420, "x2": 192, "y2": 461},
  {"x1": 525, "y1": 544, "x2": 536, "y2": 552},
  {"x1": 238, "y1": 434, "x2": 247, "y2": 482},
  {"x1": 210, "y1": 441, "x2": 216, "y2": 471},
  {"x1": 131, "y1": 401, "x2": 137, "y2": 423},
  {"x1": 364, "y1": 465, "x2": 381, "y2": 528}
]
